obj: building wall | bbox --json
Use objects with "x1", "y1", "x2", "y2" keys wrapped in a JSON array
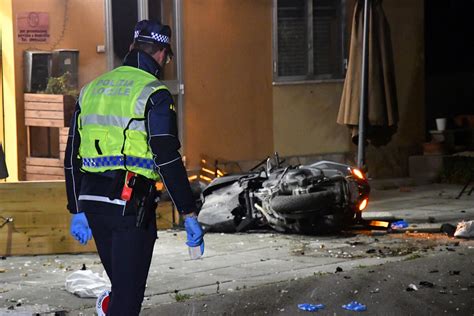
[
  {"x1": 272, "y1": 0, "x2": 425, "y2": 177},
  {"x1": 3, "y1": 0, "x2": 425, "y2": 179},
  {"x1": 273, "y1": 82, "x2": 351, "y2": 156},
  {"x1": 182, "y1": 0, "x2": 274, "y2": 168},
  {"x1": 9, "y1": 0, "x2": 106, "y2": 180}
]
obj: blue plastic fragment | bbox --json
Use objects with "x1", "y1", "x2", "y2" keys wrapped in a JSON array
[
  {"x1": 342, "y1": 301, "x2": 367, "y2": 312},
  {"x1": 297, "y1": 303, "x2": 325, "y2": 312},
  {"x1": 391, "y1": 220, "x2": 409, "y2": 229}
]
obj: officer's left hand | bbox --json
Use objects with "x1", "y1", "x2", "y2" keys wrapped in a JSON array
[{"x1": 184, "y1": 214, "x2": 204, "y2": 255}]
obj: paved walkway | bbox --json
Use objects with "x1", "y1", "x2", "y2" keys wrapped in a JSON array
[{"x1": 0, "y1": 182, "x2": 473, "y2": 315}]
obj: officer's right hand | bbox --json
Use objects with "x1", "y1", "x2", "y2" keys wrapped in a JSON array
[
  {"x1": 184, "y1": 214, "x2": 204, "y2": 255},
  {"x1": 70, "y1": 212, "x2": 92, "y2": 245}
]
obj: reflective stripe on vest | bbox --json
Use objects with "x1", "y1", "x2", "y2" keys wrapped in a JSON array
[
  {"x1": 82, "y1": 155, "x2": 155, "y2": 170},
  {"x1": 78, "y1": 194, "x2": 127, "y2": 206},
  {"x1": 134, "y1": 80, "x2": 166, "y2": 115},
  {"x1": 80, "y1": 114, "x2": 146, "y2": 132}
]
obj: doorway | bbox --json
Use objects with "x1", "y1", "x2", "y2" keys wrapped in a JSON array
[{"x1": 105, "y1": 0, "x2": 185, "y2": 144}]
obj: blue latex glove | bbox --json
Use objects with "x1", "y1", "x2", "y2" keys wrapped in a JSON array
[
  {"x1": 342, "y1": 301, "x2": 367, "y2": 312},
  {"x1": 70, "y1": 213, "x2": 92, "y2": 245},
  {"x1": 297, "y1": 303, "x2": 325, "y2": 312},
  {"x1": 184, "y1": 216, "x2": 205, "y2": 255}
]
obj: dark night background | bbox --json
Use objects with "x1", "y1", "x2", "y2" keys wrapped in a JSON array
[{"x1": 425, "y1": 0, "x2": 474, "y2": 130}]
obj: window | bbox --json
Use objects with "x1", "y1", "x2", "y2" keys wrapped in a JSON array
[{"x1": 273, "y1": 0, "x2": 347, "y2": 82}]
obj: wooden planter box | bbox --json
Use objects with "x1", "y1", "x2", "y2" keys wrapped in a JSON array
[{"x1": 24, "y1": 93, "x2": 76, "y2": 180}]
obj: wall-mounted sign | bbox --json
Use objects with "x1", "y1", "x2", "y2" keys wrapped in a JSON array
[{"x1": 17, "y1": 12, "x2": 50, "y2": 43}]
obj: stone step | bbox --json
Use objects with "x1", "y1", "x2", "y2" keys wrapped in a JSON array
[{"x1": 408, "y1": 154, "x2": 445, "y2": 181}]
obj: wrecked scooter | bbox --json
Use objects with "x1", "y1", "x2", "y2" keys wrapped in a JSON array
[{"x1": 197, "y1": 154, "x2": 370, "y2": 234}]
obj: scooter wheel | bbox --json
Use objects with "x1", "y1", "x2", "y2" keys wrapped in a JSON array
[{"x1": 270, "y1": 190, "x2": 335, "y2": 213}]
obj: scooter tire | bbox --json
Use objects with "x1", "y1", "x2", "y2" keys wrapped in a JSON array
[{"x1": 270, "y1": 190, "x2": 335, "y2": 213}]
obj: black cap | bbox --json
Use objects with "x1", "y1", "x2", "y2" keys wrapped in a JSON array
[{"x1": 133, "y1": 20, "x2": 173, "y2": 56}]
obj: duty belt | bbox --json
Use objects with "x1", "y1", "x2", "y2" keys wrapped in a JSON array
[{"x1": 82, "y1": 155, "x2": 155, "y2": 170}]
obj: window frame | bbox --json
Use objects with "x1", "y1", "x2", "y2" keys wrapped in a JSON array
[{"x1": 272, "y1": 0, "x2": 348, "y2": 84}]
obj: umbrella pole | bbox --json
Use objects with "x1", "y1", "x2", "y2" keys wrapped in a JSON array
[{"x1": 357, "y1": 0, "x2": 370, "y2": 170}]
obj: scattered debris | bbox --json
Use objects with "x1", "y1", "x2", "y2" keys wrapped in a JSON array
[
  {"x1": 297, "y1": 303, "x2": 325, "y2": 312},
  {"x1": 454, "y1": 220, "x2": 474, "y2": 238},
  {"x1": 391, "y1": 220, "x2": 409, "y2": 230},
  {"x1": 406, "y1": 284, "x2": 418, "y2": 291},
  {"x1": 370, "y1": 288, "x2": 380, "y2": 294},
  {"x1": 348, "y1": 241, "x2": 364, "y2": 246},
  {"x1": 65, "y1": 270, "x2": 111, "y2": 298},
  {"x1": 342, "y1": 301, "x2": 367, "y2": 312},
  {"x1": 441, "y1": 224, "x2": 456, "y2": 237},
  {"x1": 419, "y1": 281, "x2": 435, "y2": 288}
]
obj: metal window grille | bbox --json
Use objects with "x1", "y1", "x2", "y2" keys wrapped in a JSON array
[{"x1": 274, "y1": 0, "x2": 346, "y2": 82}]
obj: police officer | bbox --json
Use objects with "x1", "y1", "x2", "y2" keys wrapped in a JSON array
[{"x1": 64, "y1": 20, "x2": 204, "y2": 315}]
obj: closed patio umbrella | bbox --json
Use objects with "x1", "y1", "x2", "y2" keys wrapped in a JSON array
[{"x1": 337, "y1": 0, "x2": 398, "y2": 168}]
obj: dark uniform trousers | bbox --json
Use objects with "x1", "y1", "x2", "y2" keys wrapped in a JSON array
[{"x1": 86, "y1": 209, "x2": 157, "y2": 316}]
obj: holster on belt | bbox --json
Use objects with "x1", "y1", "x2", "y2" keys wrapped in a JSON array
[{"x1": 122, "y1": 171, "x2": 160, "y2": 228}]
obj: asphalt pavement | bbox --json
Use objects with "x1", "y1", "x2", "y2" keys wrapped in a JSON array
[
  {"x1": 0, "y1": 182, "x2": 473, "y2": 315},
  {"x1": 146, "y1": 247, "x2": 474, "y2": 315}
]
